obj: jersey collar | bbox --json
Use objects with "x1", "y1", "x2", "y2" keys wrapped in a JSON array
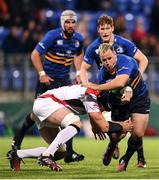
[{"x1": 60, "y1": 28, "x2": 75, "y2": 39}]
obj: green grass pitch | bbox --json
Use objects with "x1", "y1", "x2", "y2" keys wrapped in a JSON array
[{"x1": 0, "y1": 137, "x2": 159, "y2": 179}]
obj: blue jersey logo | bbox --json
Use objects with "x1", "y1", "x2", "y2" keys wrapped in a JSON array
[
  {"x1": 75, "y1": 40, "x2": 80, "y2": 48},
  {"x1": 57, "y1": 40, "x2": 63, "y2": 45},
  {"x1": 116, "y1": 46, "x2": 124, "y2": 53}
]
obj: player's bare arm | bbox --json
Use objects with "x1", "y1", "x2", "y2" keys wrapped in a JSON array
[
  {"x1": 31, "y1": 49, "x2": 53, "y2": 84},
  {"x1": 134, "y1": 49, "x2": 148, "y2": 75},
  {"x1": 86, "y1": 74, "x2": 129, "y2": 91},
  {"x1": 80, "y1": 61, "x2": 91, "y2": 86},
  {"x1": 74, "y1": 51, "x2": 84, "y2": 84},
  {"x1": 88, "y1": 112, "x2": 133, "y2": 140}
]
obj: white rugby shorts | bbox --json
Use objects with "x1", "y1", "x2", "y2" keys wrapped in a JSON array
[{"x1": 33, "y1": 97, "x2": 64, "y2": 122}]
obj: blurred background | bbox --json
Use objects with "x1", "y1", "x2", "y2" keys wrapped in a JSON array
[{"x1": 0, "y1": 0, "x2": 159, "y2": 137}]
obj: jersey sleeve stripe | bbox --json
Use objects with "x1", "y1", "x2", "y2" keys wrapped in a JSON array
[{"x1": 130, "y1": 73, "x2": 142, "y2": 89}]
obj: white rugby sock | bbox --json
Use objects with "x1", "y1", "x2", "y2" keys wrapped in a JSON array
[
  {"x1": 17, "y1": 147, "x2": 47, "y2": 158},
  {"x1": 43, "y1": 125, "x2": 78, "y2": 156}
]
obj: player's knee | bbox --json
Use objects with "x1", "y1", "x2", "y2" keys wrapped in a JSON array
[
  {"x1": 133, "y1": 129, "x2": 145, "y2": 139},
  {"x1": 61, "y1": 113, "x2": 82, "y2": 129}
]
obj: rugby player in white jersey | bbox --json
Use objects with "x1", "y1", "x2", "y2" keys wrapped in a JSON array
[{"x1": 9, "y1": 84, "x2": 133, "y2": 171}]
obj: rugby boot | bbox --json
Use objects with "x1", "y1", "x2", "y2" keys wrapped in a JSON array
[
  {"x1": 64, "y1": 151, "x2": 85, "y2": 163},
  {"x1": 103, "y1": 142, "x2": 116, "y2": 166},
  {"x1": 7, "y1": 149, "x2": 22, "y2": 171},
  {"x1": 137, "y1": 158, "x2": 147, "y2": 168},
  {"x1": 38, "y1": 154, "x2": 62, "y2": 171}
]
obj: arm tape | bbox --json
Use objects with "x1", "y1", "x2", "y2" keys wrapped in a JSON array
[
  {"x1": 76, "y1": 70, "x2": 80, "y2": 76},
  {"x1": 39, "y1": 70, "x2": 46, "y2": 77},
  {"x1": 108, "y1": 121, "x2": 123, "y2": 133}
]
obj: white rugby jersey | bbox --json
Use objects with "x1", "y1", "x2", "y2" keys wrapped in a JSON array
[{"x1": 39, "y1": 84, "x2": 101, "y2": 113}]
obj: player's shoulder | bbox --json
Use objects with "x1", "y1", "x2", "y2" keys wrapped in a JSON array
[
  {"x1": 114, "y1": 34, "x2": 133, "y2": 44},
  {"x1": 117, "y1": 53, "x2": 130, "y2": 60},
  {"x1": 46, "y1": 28, "x2": 61, "y2": 37},
  {"x1": 90, "y1": 37, "x2": 101, "y2": 48},
  {"x1": 87, "y1": 37, "x2": 101, "y2": 51},
  {"x1": 117, "y1": 54, "x2": 135, "y2": 65},
  {"x1": 114, "y1": 34, "x2": 127, "y2": 43},
  {"x1": 74, "y1": 32, "x2": 84, "y2": 42}
]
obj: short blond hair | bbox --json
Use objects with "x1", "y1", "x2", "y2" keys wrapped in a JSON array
[{"x1": 98, "y1": 43, "x2": 114, "y2": 55}]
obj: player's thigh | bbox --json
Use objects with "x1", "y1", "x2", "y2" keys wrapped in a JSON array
[
  {"x1": 40, "y1": 127, "x2": 60, "y2": 144},
  {"x1": 131, "y1": 113, "x2": 149, "y2": 137},
  {"x1": 47, "y1": 107, "x2": 74, "y2": 125}
]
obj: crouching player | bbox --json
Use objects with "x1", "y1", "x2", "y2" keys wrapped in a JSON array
[{"x1": 8, "y1": 84, "x2": 133, "y2": 171}]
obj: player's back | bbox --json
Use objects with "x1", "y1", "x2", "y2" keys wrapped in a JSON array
[{"x1": 43, "y1": 85, "x2": 87, "y2": 101}]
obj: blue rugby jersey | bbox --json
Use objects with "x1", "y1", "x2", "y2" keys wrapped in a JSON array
[
  {"x1": 84, "y1": 34, "x2": 137, "y2": 69},
  {"x1": 98, "y1": 54, "x2": 148, "y2": 97},
  {"x1": 35, "y1": 28, "x2": 83, "y2": 78}
]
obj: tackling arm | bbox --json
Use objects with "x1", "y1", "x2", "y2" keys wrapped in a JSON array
[
  {"x1": 86, "y1": 74, "x2": 129, "y2": 91},
  {"x1": 88, "y1": 112, "x2": 133, "y2": 140}
]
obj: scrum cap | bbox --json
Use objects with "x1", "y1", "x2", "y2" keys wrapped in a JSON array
[{"x1": 61, "y1": 10, "x2": 77, "y2": 30}]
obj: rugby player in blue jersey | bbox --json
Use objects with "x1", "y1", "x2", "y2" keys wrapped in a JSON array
[
  {"x1": 85, "y1": 43, "x2": 150, "y2": 171},
  {"x1": 80, "y1": 15, "x2": 148, "y2": 167},
  {"x1": 7, "y1": 10, "x2": 85, "y2": 168}
]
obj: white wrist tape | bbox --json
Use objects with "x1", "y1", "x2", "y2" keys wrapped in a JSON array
[
  {"x1": 39, "y1": 70, "x2": 46, "y2": 77},
  {"x1": 76, "y1": 70, "x2": 80, "y2": 76}
]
